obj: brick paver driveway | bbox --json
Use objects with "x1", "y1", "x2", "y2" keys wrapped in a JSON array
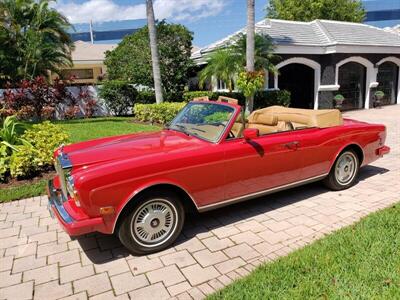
[{"x1": 1, "y1": 106, "x2": 399, "y2": 300}]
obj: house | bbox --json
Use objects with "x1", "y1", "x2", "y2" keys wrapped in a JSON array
[
  {"x1": 192, "y1": 19, "x2": 400, "y2": 110},
  {"x1": 50, "y1": 41, "x2": 115, "y2": 84}
]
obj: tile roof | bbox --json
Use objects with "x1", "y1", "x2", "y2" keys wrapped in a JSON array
[{"x1": 193, "y1": 19, "x2": 400, "y2": 59}]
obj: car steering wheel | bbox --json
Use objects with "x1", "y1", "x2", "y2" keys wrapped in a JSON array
[{"x1": 228, "y1": 130, "x2": 235, "y2": 139}]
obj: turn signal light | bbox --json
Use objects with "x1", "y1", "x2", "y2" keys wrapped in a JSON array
[
  {"x1": 73, "y1": 190, "x2": 81, "y2": 207},
  {"x1": 100, "y1": 206, "x2": 115, "y2": 215}
]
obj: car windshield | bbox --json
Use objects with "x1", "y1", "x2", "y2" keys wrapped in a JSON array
[{"x1": 168, "y1": 102, "x2": 235, "y2": 142}]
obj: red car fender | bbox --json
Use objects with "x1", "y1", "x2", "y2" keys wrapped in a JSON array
[
  {"x1": 328, "y1": 142, "x2": 364, "y2": 171},
  {"x1": 111, "y1": 178, "x2": 197, "y2": 233}
]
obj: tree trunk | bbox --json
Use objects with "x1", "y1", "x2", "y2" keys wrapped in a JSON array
[
  {"x1": 146, "y1": 0, "x2": 163, "y2": 104},
  {"x1": 246, "y1": 0, "x2": 255, "y2": 113}
]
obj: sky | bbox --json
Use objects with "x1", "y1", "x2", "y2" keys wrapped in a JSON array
[{"x1": 53, "y1": 0, "x2": 267, "y2": 47}]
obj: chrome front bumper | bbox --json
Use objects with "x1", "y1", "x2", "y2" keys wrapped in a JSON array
[{"x1": 47, "y1": 180, "x2": 73, "y2": 224}]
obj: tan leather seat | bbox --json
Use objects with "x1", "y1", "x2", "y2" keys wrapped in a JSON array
[
  {"x1": 247, "y1": 113, "x2": 279, "y2": 135},
  {"x1": 249, "y1": 106, "x2": 343, "y2": 129}
]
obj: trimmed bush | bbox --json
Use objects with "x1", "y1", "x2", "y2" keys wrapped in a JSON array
[
  {"x1": 254, "y1": 90, "x2": 291, "y2": 109},
  {"x1": 136, "y1": 90, "x2": 157, "y2": 104},
  {"x1": 134, "y1": 102, "x2": 186, "y2": 124},
  {"x1": 99, "y1": 80, "x2": 138, "y2": 115},
  {"x1": 183, "y1": 90, "x2": 291, "y2": 109},
  {"x1": 22, "y1": 122, "x2": 69, "y2": 167},
  {"x1": 8, "y1": 121, "x2": 69, "y2": 179},
  {"x1": 10, "y1": 145, "x2": 40, "y2": 178},
  {"x1": 0, "y1": 144, "x2": 10, "y2": 181},
  {"x1": 183, "y1": 91, "x2": 245, "y2": 103},
  {"x1": 135, "y1": 90, "x2": 185, "y2": 104}
]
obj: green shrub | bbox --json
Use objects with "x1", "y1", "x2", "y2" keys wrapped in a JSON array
[
  {"x1": 22, "y1": 122, "x2": 69, "y2": 167},
  {"x1": 136, "y1": 90, "x2": 184, "y2": 103},
  {"x1": 99, "y1": 80, "x2": 138, "y2": 115},
  {"x1": 254, "y1": 90, "x2": 291, "y2": 109},
  {"x1": 183, "y1": 91, "x2": 245, "y2": 103},
  {"x1": 136, "y1": 90, "x2": 156, "y2": 104},
  {"x1": 134, "y1": 102, "x2": 186, "y2": 124},
  {"x1": 182, "y1": 91, "x2": 213, "y2": 101},
  {"x1": 0, "y1": 144, "x2": 10, "y2": 181},
  {"x1": 183, "y1": 90, "x2": 291, "y2": 109},
  {"x1": 0, "y1": 115, "x2": 27, "y2": 152},
  {"x1": 204, "y1": 111, "x2": 231, "y2": 123},
  {"x1": 10, "y1": 145, "x2": 41, "y2": 178}
]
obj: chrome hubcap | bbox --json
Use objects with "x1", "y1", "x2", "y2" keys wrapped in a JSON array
[
  {"x1": 335, "y1": 152, "x2": 357, "y2": 185},
  {"x1": 131, "y1": 200, "x2": 176, "y2": 247}
]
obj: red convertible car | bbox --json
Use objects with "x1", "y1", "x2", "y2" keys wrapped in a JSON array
[{"x1": 48, "y1": 101, "x2": 390, "y2": 254}]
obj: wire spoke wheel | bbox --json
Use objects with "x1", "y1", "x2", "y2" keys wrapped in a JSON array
[{"x1": 130, "y1": 199, "x2": 177, "y2": 247}]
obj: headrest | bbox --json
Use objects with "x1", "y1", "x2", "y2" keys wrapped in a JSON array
[{"x1": 249, "y1": 113, "x2": 278, "y2": 126}]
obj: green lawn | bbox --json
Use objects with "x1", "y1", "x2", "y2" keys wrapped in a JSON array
[
  {"x1": 55, "y1": 117, "x2": 159, "y2": 143},
  {"x1": 209, "y1": 204, "x2": 400, "y2": 300},
  {"x1": 0, "y1": 179, "x2": 47, "y2": 203},
  {"x1": 1, "y1": 117, "x2": 158, "y2": 202}
]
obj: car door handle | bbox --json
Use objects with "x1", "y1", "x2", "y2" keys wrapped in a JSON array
[{"x1": 284, "y1": 141, "x2": 299, "y2": 149}]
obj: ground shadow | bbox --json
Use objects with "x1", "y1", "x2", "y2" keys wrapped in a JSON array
[{"x1": 77, "y1": 164, "x2": 389, "y2": 262}]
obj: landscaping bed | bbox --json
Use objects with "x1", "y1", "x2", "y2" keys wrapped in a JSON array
[
  {"x1": 209, "y1": 203, "x2": 400, "y2": 299},
  {"x1": 0, "y1": 117, "x2": 158, "y2": 202}
]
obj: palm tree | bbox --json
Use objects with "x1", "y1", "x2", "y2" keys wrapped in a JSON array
[
  {"x1": 0, "y1": 0, "x2": 74, "y2": 81},
  {"x1": 246, "y1": 0, "x2": 255, "y2": 112},
  {"x1": 199, "y1": 49, "x2": 241, "y2": 92},
  {"x1": 146, "y1": 0, "x2": 163, "y2": 104},
  {"x1": 230, "y1": 33, "x2": 278, "y2": 74}
]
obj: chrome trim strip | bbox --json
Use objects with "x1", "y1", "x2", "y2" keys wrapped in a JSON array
[
  {"x1": 198, "y1": 173, "x2": 328, "y2": 212},
  {"x1": 48, "y1": 180, "x2": 74, "y2": 224}
]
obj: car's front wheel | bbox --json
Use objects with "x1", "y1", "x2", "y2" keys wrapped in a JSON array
[
  {"x1": 323, "y1": 149, "x2": 359, "y2": 191},
  {"x1": 118, "y1": 191, "x2": 185, "y2": 255}
]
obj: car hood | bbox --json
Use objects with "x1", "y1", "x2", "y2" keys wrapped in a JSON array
[{"x1": 62, "y1": 129, "x2": 206, "y2": 168}]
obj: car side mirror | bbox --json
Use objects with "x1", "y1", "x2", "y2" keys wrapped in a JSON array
[{"x1": 243, "y1": 128, "x2": 259, "y2": 141}]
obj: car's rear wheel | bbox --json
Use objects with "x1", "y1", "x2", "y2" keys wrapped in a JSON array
[
  {"x1": 118, "y1": 191, "x2": 184, "y2": 255},
  {"x1": 323, "y1": 149, "x2": 359, "y2": 191}
]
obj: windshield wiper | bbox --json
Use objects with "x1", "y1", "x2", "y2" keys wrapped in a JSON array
[
  {"x1": 170, "y1": 124, "x2": 191, "y2": 136},
  {"x1": 189, "y1": 127, "x2": 206, "y2": 133}
]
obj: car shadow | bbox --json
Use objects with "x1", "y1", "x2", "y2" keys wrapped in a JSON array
[{"x1": 76, "y1": 164, "x2": 389, "y2": 263}]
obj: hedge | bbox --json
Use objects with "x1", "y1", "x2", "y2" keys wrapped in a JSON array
[
  {"x1": 183, "y1": 90, "x2": 291, "y2": 109},
  {"x1": 99, "y1": 80, "x2": 138, "y2": 115},
  {"x1": 133, "y1": 102, "x2": 186, "y2": 124}
]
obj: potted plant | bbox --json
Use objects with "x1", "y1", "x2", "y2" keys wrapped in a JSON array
[
  {"x1": 333, "y1": 94, "x2": 345, "y2": 109},
  {"x1": 374, "y1": 90, "x2": 385, "y2": 108}
]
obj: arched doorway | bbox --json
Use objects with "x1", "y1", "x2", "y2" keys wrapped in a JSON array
[
  {"x1": 377, "y1": 62, "x2": 399, "y2": 105},
  {"x1": 338, "y1": 62, "x2": 366, "y2": 110},
  {"x1": 278, "y1": 64, "x2": 315, "y2": 109}
]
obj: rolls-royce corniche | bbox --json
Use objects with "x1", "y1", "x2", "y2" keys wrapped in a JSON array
[{"x1": 47, "y1": 101, "x2": 390, "y2": 254}]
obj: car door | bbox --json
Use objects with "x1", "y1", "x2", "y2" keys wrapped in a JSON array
[
  {"x1": 293, "y1": 127, "x2": 343, "y2": 179},
  {"x1": 220, "y1": 130, "x2": 303, "y2": 201}
]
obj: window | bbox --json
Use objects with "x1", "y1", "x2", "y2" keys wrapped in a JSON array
[
  {"x1": 61, "y1": 69, "x2": 94, "y2": 80},
  {"x1": 217, "y1": 79, "x2": 227, "y2": 91},
  {"x1": 338, "y1": 62, "x2": 366, "y2": 110},
  {"x1": 377, "y1": 62, "x2": 399, "y2": 105}
]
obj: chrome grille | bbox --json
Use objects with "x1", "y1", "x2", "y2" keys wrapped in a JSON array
[{"x1": 54, "y1": 156, "x2": 69, "y2": 201}]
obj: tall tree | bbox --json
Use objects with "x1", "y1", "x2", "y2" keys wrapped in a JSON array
[
  {"x1": 267, "y1": 0, "x2": 366, "y2": 23},
  {"x1": 104, "y1": 22, "x2": 193, "y2": 99},
  {"x1": 146, "y1": 0, "x2": 163, "y2": 104},
  {"x1": 230, "y1": 33, "x2": 278, "y2": 74},
  {"x1": 246, "y1": 0, "x2": 255, "y2": 112},
  {"x1": 0, "y1": 0, "x2": 74, "y2": 83},
  {"x1": 199, "y1": 49, "x2": 241, "y2": 92},
  {"x1": 199, "y1": 34, "x2": 278, "y2": 92}
]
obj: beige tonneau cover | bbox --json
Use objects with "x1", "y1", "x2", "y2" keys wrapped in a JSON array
[{"x1": 249, "y1": 106, "x2": 343, "y2": 129}]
